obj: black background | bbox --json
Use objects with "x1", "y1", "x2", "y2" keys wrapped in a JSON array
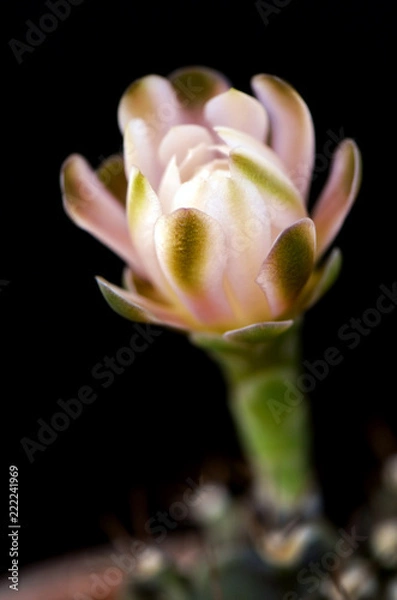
[{"x1": 2, "y1": 0, "x2": 396, "y2": 575}]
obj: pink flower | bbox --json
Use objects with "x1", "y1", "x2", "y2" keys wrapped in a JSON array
[{"x1": 60, "y1": 66, "x2": 361, "y2": 342}]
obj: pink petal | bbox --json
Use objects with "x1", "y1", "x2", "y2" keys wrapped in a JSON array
[
  {"x1": 204, "y1": 88, "x2": 269, "y2": 141},
  {"x1": 118, "y1": 74, "x2": 182, "y2": 133},
  {"x1": 157, "y1": 156, "x2": 182, "y2": 214},
  {"x1": 60, "y1": 154, "x2": 141, "y2": 273},
  {"x1": 312, "y1": 139, "x2": 362, "y2": 258},
  {"x1": 251, "y1": 74, "x2": 315, "y2": 202},
  {"x1": 118, "y1": 75, "x2": 185, "y2": 190},
  {"x1": 123, "y1": 118, "x2": 163, "y2": 190},
  {"x1": 96, "y1": 154, "x2": 127, "y2": 206}
]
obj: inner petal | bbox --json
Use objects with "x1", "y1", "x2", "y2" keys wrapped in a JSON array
[
  {"x1": 157, "y1": 155, "x2": 182, "y2": 214},
  {"x1": 204, "y1": 88, "x2": 269, "y2": 141},
  {"x1": 158, "y1": 124, "x2": 214, "y2": 167}
]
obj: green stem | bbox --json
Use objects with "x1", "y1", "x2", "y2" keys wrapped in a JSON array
[{"x1": 192, "y1": 320, "x2": 316, "y2": 516}]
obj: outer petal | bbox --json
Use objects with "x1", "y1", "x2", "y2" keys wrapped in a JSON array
[
  {"x1": 60, "y1": 154, "x2": 141, "y2": 273},
  {"x1": 257, "y1": 218, "x2": 316, "y2": 318},
  {"x1": 96, "y1": 276, "x2": 190, "y2": 329},
  {"x1": 251, "y1": 74, "x2": 315, "y2": 201},
  {"x1": 118, "y1": 74, "x2": 182, "y2": 134},
  {"x1": 190, "y1": 320, "x2": 294, "y2": 353},
  {"x1": 154, "y1": 208, "x2": 234, "y2": 326},
  {"x1": 312, "y1": 140, "x2": 362, "y2": 258},
  {"x1": 204, "y1": 88, "x2": 269, "y2": 141},
  {"x1": 224, "y1": 320, "x2": 294, "y2": 344},
  {"x1": 294, "y1": 247, "x2": 342, "y2": 314},
  {"x1": 96, "y1": 155, "x2": 127, "y2": 206},
  {"x1": 229, "y1": 146, "x2": 307, "y2": 233},
  {"x1": 168, "y1": 66, "x2": 230, "y2": 125}
]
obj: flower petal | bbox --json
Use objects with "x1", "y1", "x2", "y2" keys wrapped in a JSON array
[
  {"x1": 229, "y1": 146, "x2": 307, "y2": 233},
  {"x1": 224, "y1": 320, "x2": 294, "y2": 344},
  {"x1": 257, "y1": 218, "x2": 316, "y2": 318},
  {"x1": 251, "y1": 74, "x2": 315, "y2": 201},
  {"x1": 214, "y1": 126, "x2": 287, "y2": 173},
  {"x1": 154, "y1": 208, "x2": 234, "y2": 327},
  {"x1": 295, "y1": 247, "x2": 342, "y2": 313},
  {"x1": 312, "y1": 140, "x2": 362, "y2": 257},
  {"x1": 158, "y1": 124, "x2": 214, "y2": 167},
  {"x1": 171, "y1": 169, "x2": 272, "y2": 323},
  {"x1": 204, "y1": 88, "x2": 269, "y2": 141},
  {"x1": 123, "y1": 118, "x2": 163, "y2": 189},
  {"x1": 178, "y1": 143, "x2": 217, "y2": 182},
  {"x1": 96, "y1": 276, "x2": 189, "y2": 329},
  {"x1": 60, "y1": 154, "x2": 141, "y2": 272},
  {"x1": 122, "y1": 267, "x2": 167, "y2": 303},
  {"x1": 118, "y1": 74, "x2": 182, "y2": 133},
  {"x1": 96, "y1": 155, "x2": 128, "y2": 206},
  {"x1": 157, "y1": 155, "x2": 181, "y2": 214},
  {"x1": 168, "y1": 66, "x2": 230, "y2": 124},
  {"x1": 127, "y1": 167, "x2": 172, "y2": 295}
]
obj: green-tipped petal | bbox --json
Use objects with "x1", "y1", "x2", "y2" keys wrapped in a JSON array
[
  {"x1": 97, "y1": 276, "x2": 154, "y2": 323},
  {"x1": 154, "y1": 208, "x2": 234, "y2": 326},
  {"x1": 251, "y1": 74, "x2": 315, "y2": 202},
  {"x1": 96, "y1": 276, "x2": 188, "y2": 329},
  {"x1": 257, "y1": 218, "x2": 316, "y2": 318},
  {"x1": 224, "y1": 320, "x2": 294, "y2": 344},
  {"x1": 96, "y1": 155, "x2": 127, "y2": 206},
  {"x1": 229, "y1": 146, "x2": 306, "y2": 231},
  {"x1": 127, "y1": 167, "x2": 169, "y2": 292},
  {"x1": 295, "y1": 247, "x2": 343, "y2": 313},
  {"x1": 312, "y1": 139, "x2": 362, "y2": 258}
]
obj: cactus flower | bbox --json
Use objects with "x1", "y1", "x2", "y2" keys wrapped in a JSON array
[{"x1": 61, "y1": 66, "x2": 361, "y2": 340}]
